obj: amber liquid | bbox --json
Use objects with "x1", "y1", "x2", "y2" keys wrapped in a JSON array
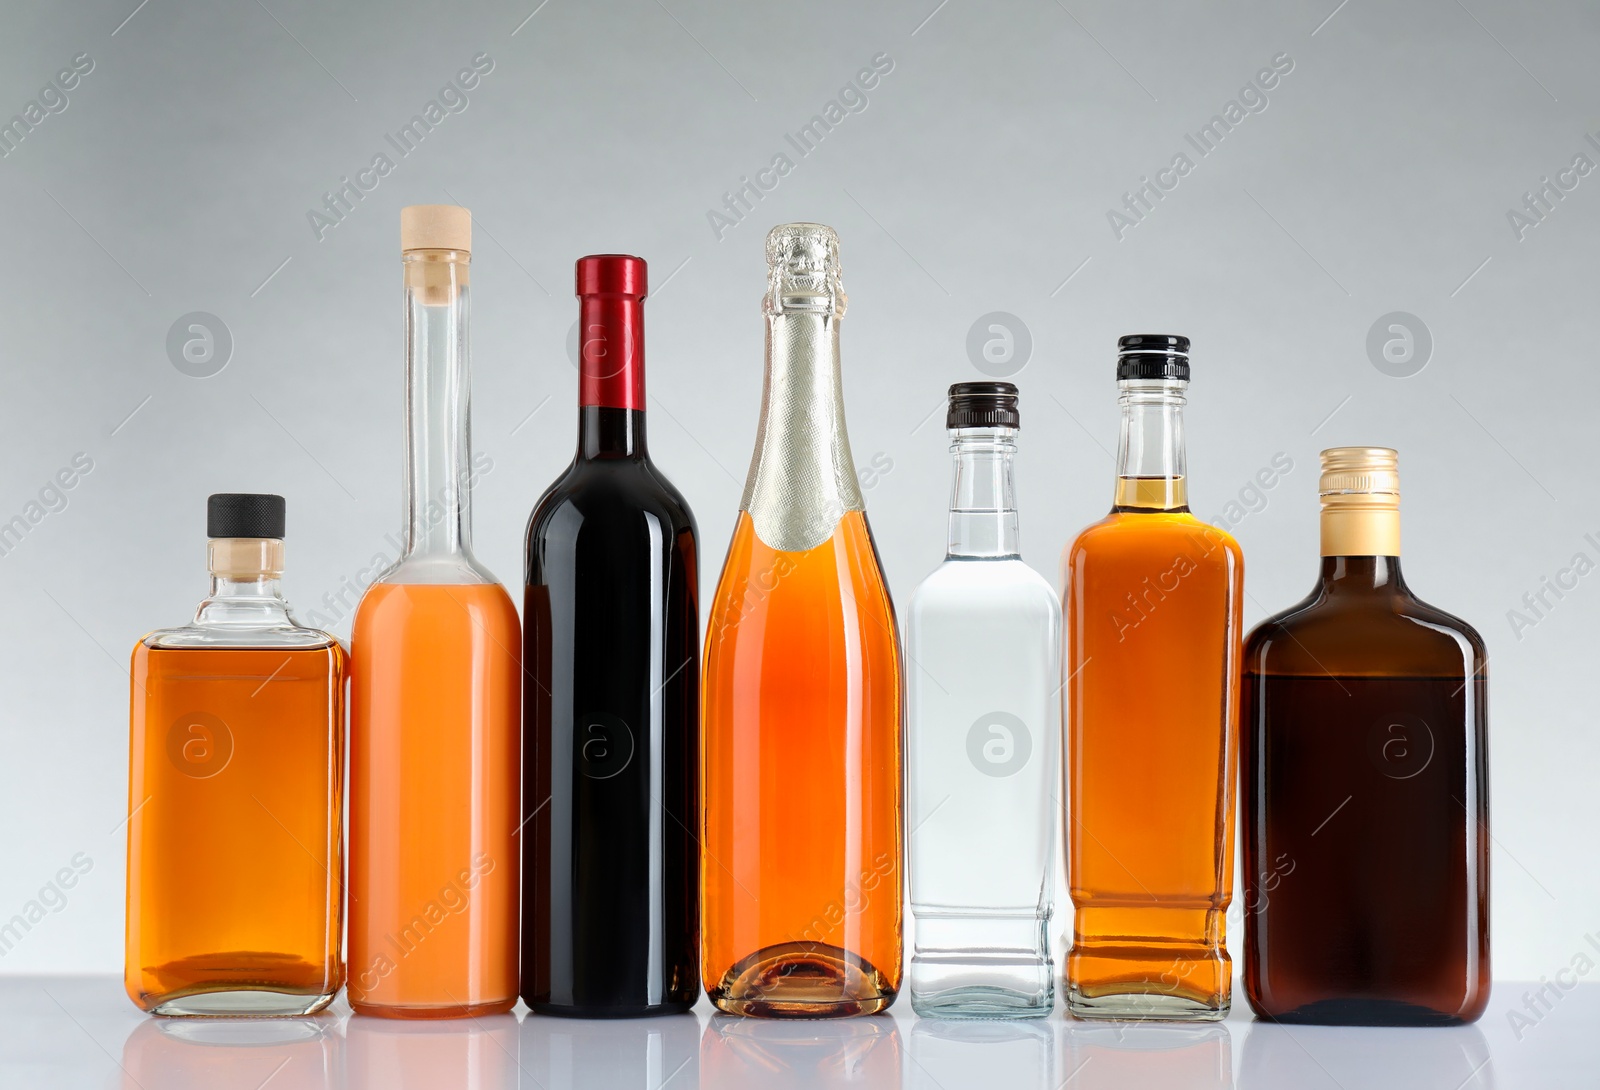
[
  {"x1": 1241, "y1": 556, "x2": 1490, "y2": 1025},
  {"x1": 1063, "y1": 483, "x2": 1242, "y2": 1017},
  {"x1": 126, "y1": 643, "x2": 344, "y2": 1013},
  {"x1": 349, "y1": 582, "x2": 521, "y2": 1018},
  {"x1": 702, "y1": 511, "x2": 903, "y2": 1016}
]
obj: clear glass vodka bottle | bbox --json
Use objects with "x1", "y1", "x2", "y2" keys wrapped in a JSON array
[{"x1": 906, "y1": 382, "x2": 1061, "y2": 1017}]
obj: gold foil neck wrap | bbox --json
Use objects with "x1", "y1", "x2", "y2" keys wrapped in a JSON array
[
  {"x1": 1319, "y1": 446, "x2": 1400, "y2": 556},
  {"x1": 765, "y1": 222, "x2": 846, "y2": 317}
]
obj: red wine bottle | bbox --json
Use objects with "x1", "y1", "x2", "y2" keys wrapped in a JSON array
[{"x1": 521, "y1": 255, "x2": 700, "y2": 1016}]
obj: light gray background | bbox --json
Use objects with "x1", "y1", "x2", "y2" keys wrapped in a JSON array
[{"x1": 0, "y1": 0, "x2": 1592, "y2": 990}]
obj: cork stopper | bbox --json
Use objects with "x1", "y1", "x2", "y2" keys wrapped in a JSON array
[{"x1": 401, "y1": 205, "x2": 471, "y2": 253}]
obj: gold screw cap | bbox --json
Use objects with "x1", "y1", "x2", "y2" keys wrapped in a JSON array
[{"x1": 1319, "y1": 446, "x2": 1399, "y2": 502}]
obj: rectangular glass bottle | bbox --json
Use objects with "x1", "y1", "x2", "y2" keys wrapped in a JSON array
[
  {"x1": 1242, "y1": 447, "x2": 1490, "y2": 1025},
  {"x1": 701, "y1": 223, "x2": 903, "y2": 1017},
  {"x1": 126, "y1": 493, "x2": 343, "y2": 1016},
  {"x1": 907, "y1": 382, "x2": 1060, "y2": 1018},
  {"x1": 522, "y1": 255, "x2": 701, "y2": 1016},
  {"x1": 1063, "y1": 335, "x2": 1242, "y2": 1020},
  {"x1": 348, "y1": 206, "x2": 520, "y2": 1018}
]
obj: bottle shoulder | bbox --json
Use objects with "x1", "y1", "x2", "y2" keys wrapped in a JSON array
[
  {"x1": 1069, "y1": 510, "x2": 1241, "y2": 558},
  {"x1": 138, "y1": 622, "x2": 340, "y2": 652},
  {"x1": 528, "y1": 459, "x2": 698, "y2": 540},
  {"x1": 1245, "y1": 582, "x2": 1486, "y2": 677},
  {"x1": 910, "y1": 558, "x2": 1061, "y2": 620}
]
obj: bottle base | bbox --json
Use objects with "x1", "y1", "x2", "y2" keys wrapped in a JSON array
[
  {"x1": 709, "y1": 941, "x2": 897, "y2": 1018},
  {"x1": 1249, "y1": 995, "x2": 1480, "y2": 1027},
  {"x1": 909, "y1": 913, "x2": 1053, "y2": 1019},
  {"x1": 1066, "y1": 921, "x2": 1230, "y2": 1022},
  {"x1": 910, "y1": 985, "x2": 1052, "y2": 1020},
  {"x1": 149, "y1": 989, "x2": 337, "y2": 1018},
  {"x1": 349, "y1": 997, "x2": 518, "y2": 1020},
  {"x1": 529, "y1": 999, "x2": 697, "y2": 1020},
  {"x1": 1066, "y1": 986, "x2": 1229, "y2": 1022}
]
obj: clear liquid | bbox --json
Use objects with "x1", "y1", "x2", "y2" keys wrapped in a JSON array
[{"x1": 906, "y1": 556, "x2": 1061, "y2": 1017}]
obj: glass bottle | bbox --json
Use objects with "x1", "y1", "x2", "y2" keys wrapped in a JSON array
[
  {"x1": 1241, "y1": 447, "x2": 1490, "y2": 1025},
  {"x1": 906, "y1": 382, "x2": 1060, "y2": 1018},
  {"x1": 126, "y1": 493, "x2": 343, "y2": 1016},
  {"x1": 1062, "y1": 334, "x2": 1242, "y2": 1020},
  {"x1": 522, "y1": 254, "x2": 700, "y2": 1016},
  {"x1": 701, "y1": 222, "x2": 903, "y2": 1017},
  {"x1": 348, "y1": 205, "x2": 520, "y2": 1018}
]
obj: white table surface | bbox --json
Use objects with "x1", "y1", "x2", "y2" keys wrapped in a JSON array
[{"x1": 0, "y1": 976, "x2": 1589, "y2": 1088}]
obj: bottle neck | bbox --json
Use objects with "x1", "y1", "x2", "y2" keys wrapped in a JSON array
[
  {"x1": 740, "y1": 304, "x2": 863, "y2": 552},
  {"x1": 947, "y1": 428, "x2": 1020, "y2": 559},
  {"x1": 578, "y1": 406, "x2": 647, "y2": 460},
  {"x1": 402, "y1": 250, "x2": 475, "y2": 560},
  {"x1": 196, "y1": 539, "x2": 292, "y2": 625},
  {"x1": 1316, "y1": 555, "x2": 1408, "y2": 594},
  {"x1": 1114, "y1": 379, "x2": 1188, "y2": 512},
  {"x1": 578, "y1": 293, "x2": 646, "y2": 410}
]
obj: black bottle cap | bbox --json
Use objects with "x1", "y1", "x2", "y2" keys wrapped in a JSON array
[
  {"x1": 1116, "y1": 333, "x2": 1191, "y2": 382},
  {"x1": 947, "y1": 381, "x2": 1020, "y2": 430},
  {"x1": 207, "y1": 494, "x2": 286, "y2": 539}
]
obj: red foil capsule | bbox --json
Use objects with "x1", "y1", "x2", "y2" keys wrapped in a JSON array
[{"x1": 575, "y1": 254, "x2": 647, "y2": 411}]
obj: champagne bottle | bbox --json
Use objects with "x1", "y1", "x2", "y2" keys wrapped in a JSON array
[{"x1": 701, "y1": 223, "x2": 903, "y2": 1018}]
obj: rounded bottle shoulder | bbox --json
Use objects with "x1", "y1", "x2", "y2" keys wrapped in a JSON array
[
  {"x1": 1245, "y1": 588, "x2": 1486, "y2": 677},
  {"x1": 912, "y1": 557, "x2": 1058, "y2": 605},
  {"x1": 1068, "y1": 511, "x2": 1242, "y2": 556},
  {"x1": 528, "y1": 460, "x2": 698, "y2": 540}
]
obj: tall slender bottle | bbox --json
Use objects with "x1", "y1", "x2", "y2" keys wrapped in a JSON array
[
  {"x1": 702, "y1": 222, "x2": 903, "y2": 1017},
  {"x1": 1242, "y1": 447, "x2": 1489, "y2": 1025},
  {"x1": 906, "y1": 382, "x2": 1061, "y2": 1018},
  {"x1": 127, "y1": 494, "x2": 343, "y2": 1015},
  {"x1": 348, "y1": 205, "x2": 520, "y2": 1018},
  {"x1": 522, "y1": 254, "x2": 701, "y2": 1016},
  {"x1": 1063, "y1": 334, "x2": 1242, "y2": 1020}
]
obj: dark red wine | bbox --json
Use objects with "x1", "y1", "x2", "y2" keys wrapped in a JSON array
[{"x1": 521, "y1": 255, "x2": 700, "y2": 1016}]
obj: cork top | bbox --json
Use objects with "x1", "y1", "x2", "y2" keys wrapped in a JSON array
[{"x1": 401, "y1": 205, "x2": 471, "y2": 253}]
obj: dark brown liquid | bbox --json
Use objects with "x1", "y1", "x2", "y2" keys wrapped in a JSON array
[{"x1": 1241, "y1": 557, "x2": 1489, "y2": 1026}]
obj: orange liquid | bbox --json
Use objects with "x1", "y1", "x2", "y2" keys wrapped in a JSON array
[
  {"x1": 349, "y1": 582, "x2": 521, "y2": 1018},
  {"x1": 702, "y1": 511, "x2": 903, "y2": 1016},
  {"x1": 126, "y1": 643, "x2": 344, "y2": 1013},
  {"x1": 1064, "y1": 504, "x2": 1242, "y2": 1012}
]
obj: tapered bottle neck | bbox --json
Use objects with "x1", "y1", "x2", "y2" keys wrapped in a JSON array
[
  {"x1": 578, "y1": 406, "x2": 648, "y2": 459},
  {"x1": 195, "y1": 538, "x2": 292, "y2": 625},
  {"x1": 947, "y1": 427, "x2": 1020, "y2": 559},
  {"x1": 740, "y1": 304, "x2": 863, "y2": 552},
  {"x1": 1114, "y1": 378, "x2": 1188, "y2": 512},
  {"x1": 576, "y1": 288, "x2": 648, "y2": 460},
  {"x1": 401, "y1": 249, "x2": 476, "y2": 561}
]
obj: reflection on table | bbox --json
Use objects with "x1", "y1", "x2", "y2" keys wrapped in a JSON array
[
  {"x1": 121, "y1": 1016, "x2": 341, "y2": 1090},
  {"x1": 1059, "y1": 1021, "x2": 1233, "y2": 1090},
  {"x1": 910, "y1": 1017, "x2": 1055, "y2": 1089},
  {"x1": 1241, "y1": 1021, "x2": 1494, "y2": 1090},
  {"x1": 700, "y1": 1012, "x2": 903, "y2": 1089},
  {"x1": 519, "y1": 1011, "x2": 699, "y2": 1089}
]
